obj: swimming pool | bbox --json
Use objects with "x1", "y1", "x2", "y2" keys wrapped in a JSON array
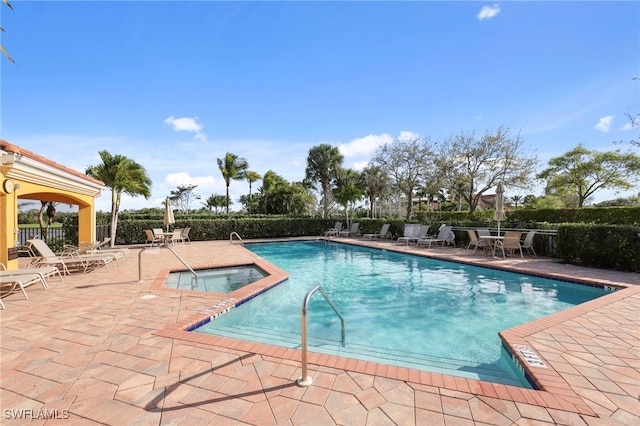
[
  {"x1": 194, "y1": 241, "x2": 608, "y2": 387},
  {"x1": 165, "y1": 265, "x2": 267, "y2": 293}
]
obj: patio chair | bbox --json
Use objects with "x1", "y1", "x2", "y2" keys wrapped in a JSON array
[
  {"x1": 338, "y1": 222, "x2": 359, "y2": 238},
  {"x1": 520, "y1": 231, "x2": 537, "y2": 257},
  {"x1": 27, "y1": 238, "x2": 116, "y2": 274},
  {"x1": 362, "y1": 223, "x2": 390, "y2": 240},
  {"x1": 181, "y1": 227, "x2": 191, "y2": 244},
  {"x1": 324, "y1": 222, "x2": 342, "y2": 237},
  {"x1": 144, "y1": 229, "x2": 163, "y2": 247},
  {"x1": 416, "y1": 225, "x2": 452, "y2": 248},
  {"x1": 466, "y1": 229, "x2": 491, "y2": 254},
  {"x1": 497, "y1": 231, "x2": 524, "y2": 260},
  {"x1": 169, "y1": 229, "x2": 185, "y2": 246}
]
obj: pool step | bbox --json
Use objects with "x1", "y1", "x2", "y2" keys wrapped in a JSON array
[{"x1": 195, "y1": 323, "x2": 522, "y2": 386}]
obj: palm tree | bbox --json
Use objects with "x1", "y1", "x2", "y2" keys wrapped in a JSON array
[
  {"x1": 217, "y1": 152, "x2": 249, "y2": 214},
  {"x1": 305, "y1": 144, "x2": 344, "y2": 218},
  {"x1": 243, "y1": 170, "x2": 262, "y2": 215},
  {"x1": 86, "y1": 151, "x2": 152, "y2": 247},
  {"x1": 333, "y1": 169, "x2": 364, "y2": 227},
  {"x1": 360, "y1": 165, "x2": 389, "y2": 218}
]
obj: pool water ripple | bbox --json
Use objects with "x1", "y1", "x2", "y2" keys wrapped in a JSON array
[{"x1": 194, "y1": 241, "x2": 607, "y2": 387}]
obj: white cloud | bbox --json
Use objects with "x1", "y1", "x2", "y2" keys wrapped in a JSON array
[
  {"x1": 164, "y1": 116, "x2": 207, "y2": 141},
  {"x1": 338, "y1": 134, "x2": 393, "y2": 157},
  {"x1": 164, "y1": 172, "x2": 219, "y2": 191},
  {"x1": 594, "y1": 115, "x2": 614, "y2": 133},
  {"x1": 477, "y1": 4, "x2": 501, "y2": 20},
  {"x1": 620, "y1": 121, "x2": 636, "y2": 131},
  {"x1": 397, "y1": 131, "x2": 421, "y2": 142}
]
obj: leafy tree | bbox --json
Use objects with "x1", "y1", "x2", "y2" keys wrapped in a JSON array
[
  {"x1": 510, "y1": 195, "x2": 524, "y2": 209},
  {"x1": 305, "y1": 144, "x2": 344, "y2": 218},
  {"x1": 436, "y1": 126, "x2": 537, "y2": 214},
  {"x1": 217, "y1": 152, "x2": 249, "y2": 214},
  {"x1": 332, "y1": 168, "x2": 364, "y2": 226},
  {"x1": 523, "y1": 195, "x2": 566, "y2": 210},
  {"x1": 360, "y1": 165, "x2": 390, "y2": 218},
  {"x1": 86, "y1": 151, "x2": 152, "y2": 246},
  {"x1": 258, "y1": 171, "x2": 314, "y2": 215},
  {"x1": 537, "y1": 144, "x2": 640, "y2": 207},
  {"x1": 201, "y1": 194, "x2": 227, "y2": 213},
  {"x1": 243, "y1": 170, "x2": 262, "y2": 215},
  {"x1": 169, "y1": 184, "x2": 198, "y2": 215},
  {"x1": 371, "y1": 136, "x2": 437, "y2": 219}
]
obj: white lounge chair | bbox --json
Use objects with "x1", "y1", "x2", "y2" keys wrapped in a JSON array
[
  {"x1": 338, "y1": 222, "x2": 359, "y2": 238},
  {"x1": 416, "y1": 225, "x2": 452, "y2": 248},
  {"x1": 397, "y1": 224, "x2": 420, "y2": 245},
  {"x1": 325, "y1": 222, "x2": 342, "y2": 237},
  {"x1": 1, "y1": 263, "x2": 62, "y2": 284},
  {"x1": 27, "y1": 238, "x2": 116, "y2": 274},
  {"x1": 362, "y1": 223, "x2": 390, "y2": 240},
  {"x1": 0, "y1": 272, "x2": 48, "y2": 306},
  {"x1": 79, "y1": 237, "x2": 132, "y2": 260}
]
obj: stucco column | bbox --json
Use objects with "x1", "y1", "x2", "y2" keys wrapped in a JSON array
[{"x1": 78, "y1": 203, "x2": 96, "y2": 245}]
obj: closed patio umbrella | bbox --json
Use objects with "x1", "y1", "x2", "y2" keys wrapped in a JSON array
[
  {"x1": 163, "y1": 198, "x2": 175, "y2": 232},
  {"x1": 493, "y1": 182, "x2": 506, "y2": 236}
]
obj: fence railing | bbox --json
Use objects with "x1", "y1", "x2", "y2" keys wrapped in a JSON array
[{"x1": 16, "y1": 225, "x2": 110, "y2": 245}]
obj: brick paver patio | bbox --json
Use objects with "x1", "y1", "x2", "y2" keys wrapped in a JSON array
[{"x1": 1, "y1": 238, "x2": 638, "y2": 425}]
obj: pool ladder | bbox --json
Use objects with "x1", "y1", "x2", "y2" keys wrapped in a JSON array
[
  {"x1": 230, "y1": 232, "x2": 244, "y2": 245},
  {"x1": 296, "y1": 285, "x2": 345, "y2": 387}
]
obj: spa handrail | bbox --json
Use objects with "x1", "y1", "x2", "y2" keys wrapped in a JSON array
[
  {"x1": 138, "y1": 244, "x2": 198, "y2": 284},
  {"x1": 230, "y1": 232, "x2": 244, "y2": 245},
  {"x1": 297, "y1": 285, "x2": 345, "y2": 387}
]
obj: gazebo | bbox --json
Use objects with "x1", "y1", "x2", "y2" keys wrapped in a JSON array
[{"x1": 0, "y1": 141, "x2": 105, "y2": 269}]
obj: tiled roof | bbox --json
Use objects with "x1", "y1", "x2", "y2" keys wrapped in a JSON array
[{"x1": 0, "y1": 139, "x2": 105, "y2": 186}]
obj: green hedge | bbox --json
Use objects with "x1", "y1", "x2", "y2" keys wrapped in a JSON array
[
  {"x1": 555, "y1": 224, "x2": 640, "y2": 272},
  {"x1": 112, "y1": 214, "x2": 639, "y2": 272}
]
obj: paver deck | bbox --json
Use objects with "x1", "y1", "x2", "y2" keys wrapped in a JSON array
[{"x1": 1, "y1": 238, "x2": 638, "y2": 425}]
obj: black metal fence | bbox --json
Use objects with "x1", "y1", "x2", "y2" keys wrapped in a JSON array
[{"x1": 16, "y1": 225, "x2": 110, "y2": 245}]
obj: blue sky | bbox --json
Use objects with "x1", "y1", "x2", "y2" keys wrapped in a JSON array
[{"x1": 2, "y1": 1, "x2": 639, "y2": 212}]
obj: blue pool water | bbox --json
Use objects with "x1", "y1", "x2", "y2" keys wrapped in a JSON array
[
  {"x1": 194, "y1": 241, "x2": 608, "y2": 387},
  {"x1": 165, "y1": 265, "x2": 266, "y2": 293}
]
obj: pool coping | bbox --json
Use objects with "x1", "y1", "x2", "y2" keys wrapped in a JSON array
[{"x1": 152, "y1": 238, "x2": 637, "y2": 417}]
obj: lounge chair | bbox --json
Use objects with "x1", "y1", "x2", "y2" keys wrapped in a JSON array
[
  {"x1": 467, "y1": 229, "x2": 491, "y2": 254},
  {"x1": 497, "y1": 231, "x2": 524, "y2": 259},
  {"x1": 1, "y1": 263, "x2": 62, "y2": 284},
  {"x1": 27, "y1": 238, "x2": 116, "y2": 274},
  {"x1": 338, "y1": 222, "x2": 359, "y2": 238},
  {"x1": 0, "y1": 272, "x2": 47, "y2": 304},
  {"x1": 362, "y1": 223, "x2": 390, "y2": 240},
  {"x1": 79, "y1": 237, "x2": 131, "y2": 260},
  {"x1": 416, "y1": 225, "x2": 452, "y2": 248},
  {"x1": 520, "y1": 231, "x2": 537, "y2": 257},
  {"x1": 397, "y1": 224, "x2": 421, "y2": 245},
  {"x1": 324, "y1": 222, "x2": 342, "y2": 237}
]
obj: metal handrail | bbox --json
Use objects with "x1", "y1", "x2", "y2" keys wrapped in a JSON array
[
  {"x1": 229, "y1": 232, "x2": 244, "y2": 245},
  {"x1": 138, "y1": 245, "x2": 198, "y2": 284},
  {"x1": 297, "y1": 285, "x2": 345, "y2": 387}
]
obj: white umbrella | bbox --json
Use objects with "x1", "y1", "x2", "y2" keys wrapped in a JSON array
[
  {"x1": 493, "y1": 182, "x2": 507, "y2": 236},
  {"x1": 163, "y1": 198, "x2": 175, "y2": 232}
]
